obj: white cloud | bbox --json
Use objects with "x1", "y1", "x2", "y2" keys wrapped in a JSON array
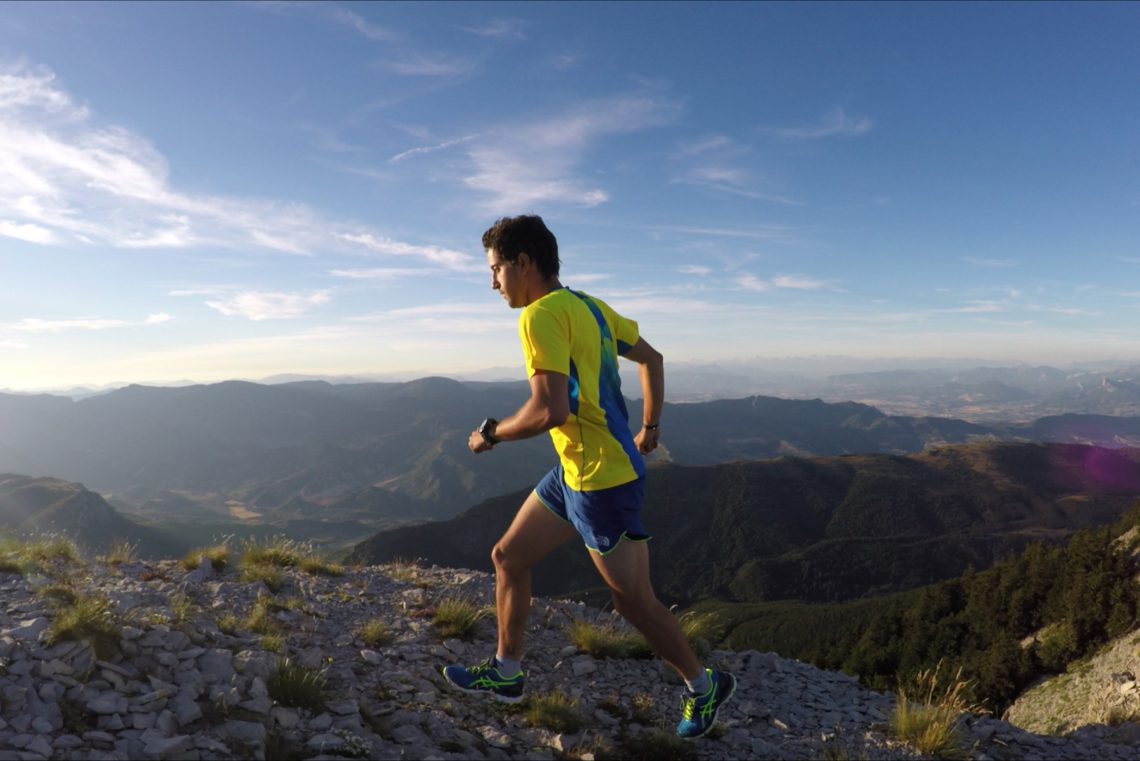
[
  {"x1": 772, "y1": 274, "x2": 827, "y2": 290},
  {"x1": 336, "y1": 233, "x2": 480, "y2": 271},
  {"x1": 7, "y1": 313, "x2": 170, "y2": 332},
  {"x1": 463, "y1": 94, "x2": 681, "y2": 212},
  {"x1": 676, "y1": 135, "x2": 730, "y2": 157},
  {"x1": 379, "y1": 55, "x2": 472, "y2": 78},
  {"x1": 206, "y1": 290, "x2": 331, "y2": 321},
  {"x1": 0, "y1": 219, "x2": 58, "y2": 244},
  {"x1": 388, "y1": 134, "x2": 477, "y2": 164},
  {"x1": 764, "y1": 107, "x2": 873, "y2": 140},
  {"x1": 736, "y1": 274, "x2": 769, "y2": 292},
  {"x1": 940, "y1": 301, "x2": 1006, "y2": 314},
  {"x1": 323, "y1": 6, "x2": 397, "y2": 42},
  {"x1": 460, "y1": 19, "x2": 527, "y2": 39},
  {"x1": 962, "y1": 256, "x2": 1022, "y2": 268},
  {"x1": 330, "y1": 267, "x2": 438, "y2": 281},
  {"x1": 0, "y1": 60, "x2": 469, "y2": 264},
  {"x1": 0, "y1": 339, "x2": 29, "y2": 349},
  {"x1": 679, "y1": 265, "x2": 711, "y2": 276}
]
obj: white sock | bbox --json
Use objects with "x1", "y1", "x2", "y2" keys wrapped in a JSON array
[
  {"x1": 685, "y1": 668, "x2": 710, "y2": 695},
  {"x1": 494, "y1": 654, "x2": 522, "y2": 676}
]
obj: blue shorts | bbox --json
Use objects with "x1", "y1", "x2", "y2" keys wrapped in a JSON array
[{"x1": 534, "y1": 465, "x2": 650, "y2": 555}]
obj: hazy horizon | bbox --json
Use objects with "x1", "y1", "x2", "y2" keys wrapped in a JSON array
[{"x1": 3, "y1": 3, "x2": 1139, "y2": 390}]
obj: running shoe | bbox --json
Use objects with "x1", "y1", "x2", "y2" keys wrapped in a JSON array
[
  {"x1": 676, "y1": 669, "x2": 737, "y2": 739},
  {"x1": 441, "y1": 657, "x2": 526, "y2": 703}
]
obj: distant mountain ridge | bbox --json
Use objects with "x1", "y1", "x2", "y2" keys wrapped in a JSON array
[
  {"x1": 3, "y1": 378, "x2": 1140, "y2": 545},
  {"x1": 347, "y1": 442, "x2": 1140, "y2": 606}
]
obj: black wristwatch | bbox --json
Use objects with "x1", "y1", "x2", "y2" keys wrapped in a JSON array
[{"x1": 478, "y1": 418, "x2": 500, "y2": 446}]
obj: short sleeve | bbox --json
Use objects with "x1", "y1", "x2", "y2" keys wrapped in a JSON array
[
  {"x1": 518, "y1": 303, "x2": 570, "y2": 377},
  {"x1": 597, "y1": 301, "x2": 639, "y2": 355}
]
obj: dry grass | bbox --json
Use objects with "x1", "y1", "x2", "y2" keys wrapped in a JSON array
[
  {"x1": 358, "y1": 618, "x2": 394, "y2": 648},
  {"x1": 567, "y1": 618, "x2": 653, "y2": 659},
  {"x1": 98, "y1": 539, "x2": 137, "y2": 565},
  {"x1": 522, "y1": 688, "x2": 586, "y2": 733},
  {"x1": 47, "y1": 590, "x2": 120, "y2": 658},
  {"x1": 890, "y1": 661, "x2": 985, "y2": 759},
  {"x1": 181, "y1": 544, "x2": 231, "y2": 571},
  {"x1": 431, "y1": 597, "x2": 489, "y2": 640}
]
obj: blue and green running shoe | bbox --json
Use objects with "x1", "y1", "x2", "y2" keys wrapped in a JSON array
[
  {"x1": 676, "y1": 669, "x2": 737, "y2": 739},
  {"x1": 441, "y1": 657, "x2": 526, "y2": 703}
]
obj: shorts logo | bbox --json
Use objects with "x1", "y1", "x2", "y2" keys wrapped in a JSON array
[{"x1": 596, "y1": 536, "x2": 610, "y2": 547}]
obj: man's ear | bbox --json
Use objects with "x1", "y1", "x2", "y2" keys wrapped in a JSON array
[{"x1": 517, "y1": 252, "x2": 531, "y2": 272}]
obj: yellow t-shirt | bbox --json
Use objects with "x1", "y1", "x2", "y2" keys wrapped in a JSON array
[{"x1": 518, "y1": 288, "x2": 645, "y2": 491}]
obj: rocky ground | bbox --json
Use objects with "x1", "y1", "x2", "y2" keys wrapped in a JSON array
[{"x1": 1, "y1": 557, "x2": 1138, "y2": 760}]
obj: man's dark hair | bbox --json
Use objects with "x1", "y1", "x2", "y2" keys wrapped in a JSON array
[{"x1": 482, "y1": 215, "x2": 560, "y2": 280}]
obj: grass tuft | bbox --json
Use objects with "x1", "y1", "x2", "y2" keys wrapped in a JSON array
[
  {"x1": 522, "y1": 689, "x2": 586, "y2": 733},
  {"x1": 358, "y1": 618, "x2": 394, "y2": 648},
  {"x1": 890, "y1": 660, "x2": 983, "y2": 759},
  {"x1": 268, "y1": 657, "x2": 328, "y2": 712},
  {"x1": 98, "y1": 539, "x2": 137, "y2": 566},
  {"x1": 567, "y1": 618, "x2": 653, "y2": 659},
  {"x1": 431, "y1": 597, "x2": 489, "y2": 640},
  {"x1": 599, "y1": 729, "x2": 698, "y2": 761},
  {"x1": 181, "y1": 544, "x2": 231, "y2": 571},
  {"x1": 47, "y1": 590, "x2": 120, "y2": 658}
]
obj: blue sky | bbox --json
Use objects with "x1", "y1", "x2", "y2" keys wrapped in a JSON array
[{"x1": 1, "y1": 1, "x2": 1139, "y2": 390}]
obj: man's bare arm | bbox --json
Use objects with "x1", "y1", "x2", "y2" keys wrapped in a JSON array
[
  {"x1": 468, "y1": 370, "x2": 569, "y2": 453},
  {"x1": 622, "y1": 337, "x2": 664, "y2": 454}
]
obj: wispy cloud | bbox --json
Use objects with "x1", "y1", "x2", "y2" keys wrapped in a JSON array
[
  {"x1": 376, "y1": 54, "x2": 473, "y2": 78},
  {"x1": 205, "y1": 290, "x2": 331, "y2": 321},
  {"x1": 679, "y1": 265, "x2": 711, "y2": 276},
  {"x1": 762, "y1": 107, "x2": 873, "y2": 140},
  {"x1": 0, "y1": 339, "x2": 29, "y2": 349},
  {"x1": 388, "y1": 134, "x2": 477, "y2": 164},
  {"x1": 463, "y1": 93, "x2": 681, "y2": 212},
  {"x1": 1116, "y1": 256, "x2": 1140, "y2": 264},
  {"x1": 736, "y1": 274, "x2": 770, "y2": 292},
  {"x1": 335, "y1": 233, "x2": 480, "y2": 271},
  {"x1": 939, "y1": 300, "x2": 1006, "y2": 314},
  {"x1": 459, "y1": 19, "x2": 527, "y2": 39},
  {"x1": 0, "y1": 60, "x2": 470, "y2": 268},
  {"x1": 772, "y1": 274, "x2": 827, "y2": 290},
  {"x1": 962, "y1": 256, "x2": 1022, "y2": 268},
  {"x1": 323, "y1": 6, "x2": 398, "y2": 42},
  {"x1": 349, "y1": 301, "x2": 514, "y2": 334},
  {"x1": 330, "y1": 267, "x2": 439, "y2": 281},
  {"x1": 6, "y1": 313, "x2": 171, "y2": 332}
]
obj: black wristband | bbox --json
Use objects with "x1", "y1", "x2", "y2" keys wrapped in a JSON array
[{"x1": 643, "y1": 423, "x2": 659, "y2": 430}]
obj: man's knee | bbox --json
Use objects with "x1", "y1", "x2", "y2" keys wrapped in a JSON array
[
  {"x1": 492, "y1": 542, "x2": 527, "y2": 576},
  {"x1": 610, "y1": 587, "x2": 659, "y2": 620}
]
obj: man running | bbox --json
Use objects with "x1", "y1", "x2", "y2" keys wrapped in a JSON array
[{"x1": 441, "y1": 214, "x2": 735, "y2": 739}]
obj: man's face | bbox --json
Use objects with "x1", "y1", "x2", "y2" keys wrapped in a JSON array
[{"x1": 487, "y1": 248, "x2": 524, "y2": 308}]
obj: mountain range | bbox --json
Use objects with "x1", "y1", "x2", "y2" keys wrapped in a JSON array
[
  {"x1": 347, "y1": 441, "x2": 1140, "y2": 607},
  {"x1": 3, "y1": 377, "x2": 1140, "y2": 553}
]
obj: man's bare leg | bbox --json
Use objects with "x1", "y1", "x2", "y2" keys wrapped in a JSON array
[
  {"x1": 492, "y1": 492, "x2": 577, "y2": 661},
  {"x1": 588, "y1": 539, "x2": 703, "y2": 680}
]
